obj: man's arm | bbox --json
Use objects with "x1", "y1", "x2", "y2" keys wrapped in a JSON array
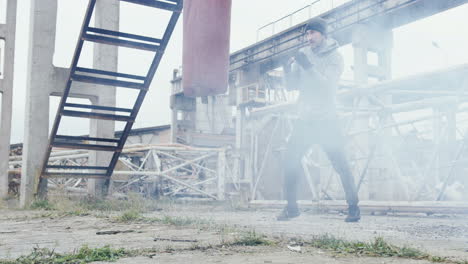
[
  {"x1": 283, "y1": 57, "x2": 302, "y2": 91},
  {"x1": 294, "y1": 51, "x2": 312, "y2": 70}
]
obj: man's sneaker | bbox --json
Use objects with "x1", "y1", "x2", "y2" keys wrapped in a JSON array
[
  {"x1": 277, "y1": 206, "x2": 300, "y2": 221},
  {"x1": 345, "y1": 205, "x2": 361, "y2": 222}
]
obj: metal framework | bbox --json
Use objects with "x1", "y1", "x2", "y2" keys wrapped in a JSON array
[
  {"x1": 245, "y1": 65, "x2": 468, "y2": 203},
  {"x1": 11, "y1": 144, "x2": 232, "y2": 200}
]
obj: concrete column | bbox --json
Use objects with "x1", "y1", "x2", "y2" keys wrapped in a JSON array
[
  {"x1": 234, "y1": 66, "x2": 262, "y2": 201},
  {"x1": 87, "y1": 0, "x2": 119, "y2": 198},
  {"x1": 0, "y1": 0, "x2": 17, "y2": 198},
  {"x1": 440, "y1": 106, "x2": 457, "y2": 188},
  {"x1": 432, "y1": 107, "x2": 443, "y2": 186},
  {"x1": 352, "y1": 23, "x2": 396, "y2": 200},
  {"x1": 21, "y1": 0, "x2": 58, "y2": 206},
  {"x1": 235, "y1": 68, "x2": 254, "y2": 180},
  {"x1": 217, "y1": 149, "x2": 226, "y2": 200},
  {"x1": 170, "y1": 109, "x2": 177, "y2": 143},
  {"x1": 351, "y1": 25, "x2": 371, "y2": 200},
  {"x1": 170, "y1": 71, "x2": 179, "y2": 144},
  {"x1": 445, "y1": 107, "x2": 457, "y2": 158},
  {"x1": 373, "y1": 29, "x2": 408, "y2": 201}
]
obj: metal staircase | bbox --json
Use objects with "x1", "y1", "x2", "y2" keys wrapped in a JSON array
[{"x1": 39, "y1": 0, "x2": 182, "y2": 180}]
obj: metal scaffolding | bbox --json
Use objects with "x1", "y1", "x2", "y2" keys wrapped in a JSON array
[{"x1": 9, "y1": 144, "x2": 233, "y2": 200}]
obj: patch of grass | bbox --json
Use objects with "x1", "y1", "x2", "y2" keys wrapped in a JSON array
[
  {"x1": 114, "y1": 210, "x2": 143, "y2": 223},
  {"x1": 189, "y1": 243, "x2": 209, "y2": 251},
  {"x1": 0, "y1": 245, "x2": 130, "y2": 264},
  {"x1": 164, "y1": 245, "x2": 175, "y2": 253},
  {"x1": 28, "y1": 192, "x2": 161, "y2": 213},
  {"x1": 158, "y1": 215, "x2": 209, "y2": 227},
  {"x1": 76, "y1": 193, "x2": 161, "y2": 212},
  {"x1": 185, "y1": 229, "x2": 274, "y2": 251},
  {"x1": 230, "y1": 230, "x2": 275, "y2": 246},
  {"x1": 23, "y1": 193, "x2": 164, "y2": 220},
  {"x1": 306, "y1": 235, "x2": 468, "y2": 263},
  {"x1": 112, "y1": 212, "x2": 213, "y2": 229},
  {"x1": 77, "y1": 197, "x2": 133, "y2": 212},
  {"x1": 28, "y1": 197, "x2": 91, "y2": 217},
  {"x1": 308, "y1": 235, "x2": 427, "y2": 258},
  {"x1": 61, "y1": 208, "x2": 91, "y2": 217},
  {"x1": 29, "y1": 199, "x2": 55, "y2": 211},
  {"x1": 217, "y1": 224, "x2": 239, "y2": 243}
]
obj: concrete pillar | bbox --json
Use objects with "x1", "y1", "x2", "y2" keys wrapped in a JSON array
[
  {"x1": 352, "y1": 23, "x2": 397, "y2": 200},
  {"x1": 351, "y1": 25, "x2": 371, "y2": 200},
  {"x1": 217, "y1": 149, "x2": 226, "y2": 200},
  {"x1": 235, "y1": 68, "x2": 254, "y2": 179},
  {"x1": 21, "y1": 0, "x2": 58, "y2": 206},
  {"x1": 432, "y1": 107, "x2": 442, "y2": 185},
  {"x1": 445, "y1": 107, "x2": 457, "y2": 159},
  {"x1": 170, "y1": 71, "x2": 179, "y2": 144},
  {"x1": 87, "y1": 0, "x2": 119, "y2": 198},
  {"x1": 439, "y1": 105, "x2": 457, "y2": 189},
  {"x1": 170, "y1": 109, "x2": 178, "y2": 143},
  {"x1": 0, "y1": 0, "x2": 17, "y2": 198},
  {"x1": 234, "y1": 66, "x2": 263, "y2": 201}
]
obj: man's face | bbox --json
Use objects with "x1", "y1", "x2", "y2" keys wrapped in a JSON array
[{"x1": 306, "y1": 29, "x2": 324, "y2": 49}]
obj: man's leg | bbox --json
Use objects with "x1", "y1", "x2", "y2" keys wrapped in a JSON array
[
  {"x1": 319, "y1": 118, "x2": 360, "y2": 222},
  {"x1": 323, "y1": 147, "x2": 361, "y2": 222},
  {"x1": 278, "y1": 122, "x2": 312, "y2": 220}
]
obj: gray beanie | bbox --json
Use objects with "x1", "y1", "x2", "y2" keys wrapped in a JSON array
[{"x1": 305, "y1": 18, "x2": 328, "y2": 35}]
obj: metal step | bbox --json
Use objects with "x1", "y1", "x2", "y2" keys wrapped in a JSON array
[
  {"x1": 55, "y1": 135, "x2": 120, "y2": 143},
  {"x1": 86, "y1": 27, "x2": 161, "y2": 46},
  {"x1": 120, "y1": 0, "x2": 181, "y2": 12},
  {"x1": 61, "y1": 110, "x2": 133, "y2": 122},
  {"x1": 64, "y1": 103, "x2": 133, "y2": 113},
  {"x1": 46, "y1": 165, "x2": 109, "y2": 170},
  {"x1": 83, "y1": 33, "x2": 160, "y2": 52},
  {"x1": 71, "y1": 74, "x2": 146, "y2": 89},
  {"x1": 51, "y1": 142, "x2": 120, "y2": 152},
  {"x1": 43, "y1": 172, "x2": 109, "y2": 179},
  {"x1": 76, "y1": 67, "x2": 146, "y2": 81}
]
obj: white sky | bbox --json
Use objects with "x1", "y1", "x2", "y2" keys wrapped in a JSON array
[{"x1": 4, "y1": 0, "x2": 468, "y2": 143}]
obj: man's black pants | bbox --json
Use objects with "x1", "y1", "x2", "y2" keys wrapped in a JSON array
[{"x1": 284, "y1": 118, "x2": 359, "y2": 208}]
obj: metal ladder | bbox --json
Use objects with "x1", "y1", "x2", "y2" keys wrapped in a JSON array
[{"x1": 39, "y1": 0, "x2": 182, "y2": 181}]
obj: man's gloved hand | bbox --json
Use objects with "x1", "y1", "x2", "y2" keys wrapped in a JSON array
[
  {"x1": 294, "y1": 51, "x2": 312, "y2": 70},
  {"x1": 282, "y1": 57, "x2": 296, "y2": 73}
]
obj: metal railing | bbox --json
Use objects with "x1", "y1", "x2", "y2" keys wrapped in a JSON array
[{"x1": 256, "y1": 0, "x2": 352, "y2": 41}]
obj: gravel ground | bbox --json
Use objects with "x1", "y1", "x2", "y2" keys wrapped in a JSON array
[{"x1": 0, "y1": 202, "x2": 467, "y2": 263}]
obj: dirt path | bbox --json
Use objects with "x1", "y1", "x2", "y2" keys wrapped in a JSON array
[
  {"x1": 1, "y1": 203, "x2": 467, "y2": 263},
  {"x1": 96, "y1": 248, "x2": 433, "y2": 264},
  {"x1": 153, "y1": 206, "x2": 468, "y2": 259}
]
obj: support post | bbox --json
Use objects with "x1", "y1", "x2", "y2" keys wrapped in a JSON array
[
  {"x1": 217, "y1": 149, "x2": 226, "y2": 200},
  {"x1": 352, "y1": 23, "x2": 394, "y2": 200},
  {"x1": 87, "y1": 0, "x2": 119, "y2": 198},
  {"x1": 0, "y1": 0, "x2": 17, "y2": 198},
  {"x1": 21, "y1": 0, "x2": 58, "y2": 206}
]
